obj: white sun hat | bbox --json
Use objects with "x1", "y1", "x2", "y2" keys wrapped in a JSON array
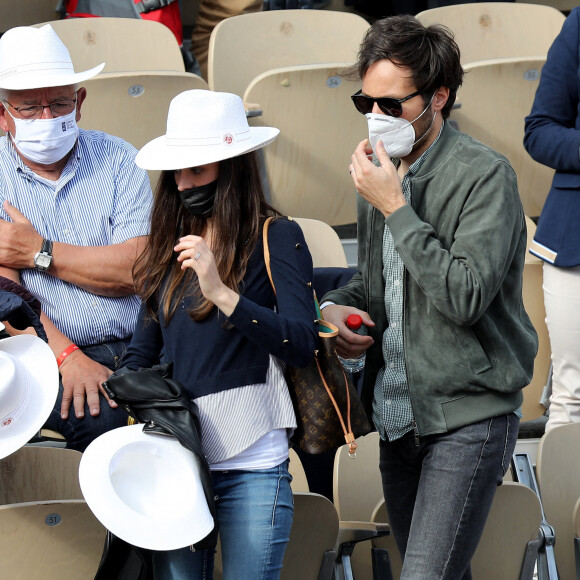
[
  {"x1": 0, "y1": 334, "x2": 59, "y2": 460},
  {"x1": 79, "y1": 423, "x2": 215, "y2": 551},
  {"x1": 135, "y1": 89, "x2": 280, "y2": 170},
  {"x1": 0, "y1": 24, "x2": 104, "y2": 91}
]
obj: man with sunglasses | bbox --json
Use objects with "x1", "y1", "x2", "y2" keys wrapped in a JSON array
[
  {"x1": 0, "y1": 25, "x2": 152, "y2": 451},
  {"x1": 322, "y1": 15, "x2": 537, "y2": 580}
]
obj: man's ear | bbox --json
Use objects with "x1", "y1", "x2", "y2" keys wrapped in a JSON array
[
  {"x1": 432, "y1": 86, "x2": 450, "y2": 113},
  {"x1": 75, "y1": 87, "x2": 87, "y2": 123},
  {"x1": 0, "y1": 103, "x2": 10, "y2": 134}
]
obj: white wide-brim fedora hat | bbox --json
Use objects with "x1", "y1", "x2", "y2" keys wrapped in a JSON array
[
  {"x1": 136, "y1": 89, "x2": 280, "y2": 170},
  {"x1": 0, "y1": 334, "x2": 59, "y2": 460},
  {"x1": 79, "y1": 424, "x2": 214, "y2": 551},
  {"x1": 0, "y1": 24, "x2": 104, "y2": 91}
]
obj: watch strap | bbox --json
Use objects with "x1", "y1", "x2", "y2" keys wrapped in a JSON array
[{"x1": 40, "y1": 239, "x2": 53, "y2": 256}]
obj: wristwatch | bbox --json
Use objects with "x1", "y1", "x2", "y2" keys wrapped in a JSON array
[{"x1": 33, "y1": 238, "x2": 53, "y2": 272}]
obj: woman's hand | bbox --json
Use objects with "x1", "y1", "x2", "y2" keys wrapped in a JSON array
[{"x1": 175, "y1": 235, "x2": 240, "y2": 316}]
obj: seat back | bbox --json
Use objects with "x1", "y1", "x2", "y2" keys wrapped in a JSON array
[
  {"x1": 0, "y1": 0, "x2": 61, "y2": 32},
  {"x1": 333, "y1": 431, "x2": 382, "y2": 522},
  {"x1": 245, "y1": 63, "x2": 366, "y2": 226},
  {"x1": 521, "y1": 217, "x2": 550, "y2": 423},
  {"x1": 0, "y1": 500, "x2": 106, "y2": 579},
  {"x1": 34, "y1": 17, "x2": 185, "y2": 73},
  {"x1": 78, "y1": 70, "x2": 208, "y2": 188},
  {"x1": 289, "y1": 447, "x2": 310, "y2": 492},
  {"x1": 208, "y1": 9, "x2": 369, "y2": 96},
  {"x1": 293, "y1": 217, "x2": 348, "y2": 268},
  {"x1": 537, "y1": 422, "x2": 580, "y2": 580},
  {"x1": 282, "y1": 492, "x2": 339, "y2": 580},
  {"x1": 416, "y1": 3, "x2": 565, "y2": 64},
  {"x1": 471, "y1": 481, "x2": 542, "y2": 579},
  {"x1": 372, "y1": 481, "x2": 542, "y2": 580},
  {"x1": 0, "y1": 446, "x2": 83, "y2": 504},
  {"x1": 450, "y1": 57, "x2": 553, "y2": 219},
  {"x1": 213, "y1": 492, "x2": 338, "y2": 580}
]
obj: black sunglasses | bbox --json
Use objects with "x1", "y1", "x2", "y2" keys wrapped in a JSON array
[{"x1": 351, "y1": 89, "x2": 422, "y2": 117}]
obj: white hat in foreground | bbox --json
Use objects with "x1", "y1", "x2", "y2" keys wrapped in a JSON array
[
  {"x1": 79, "y1": 424, "x2": 214, "y2": 551},
  {"x1": 0, "y1": 24, "x2": 104, "y2": 90},
  {"x1": 136, "y1": 89, "x2": 279, "y2": 170},
  {"x1": 0, "y1": 334, "x2": 59, "y2": 460}
]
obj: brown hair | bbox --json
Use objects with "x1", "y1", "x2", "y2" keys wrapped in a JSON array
[
  {"x1": 133, "y1": 151, "x2": 279, "y2": 323},
  {"x1": 344, "y1": 15, "x2": 463, "y2": 119}
]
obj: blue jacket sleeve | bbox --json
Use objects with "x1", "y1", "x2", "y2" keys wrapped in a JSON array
[
  {"x1": 227, "y1": 218, "x2": 318, "y2": 368},
  {"x1": 121, "y1": 302, "x2": 163, "y2": 370},
  {"x1": 524, "y1": 8, "x2": 580, "y2": 172}
]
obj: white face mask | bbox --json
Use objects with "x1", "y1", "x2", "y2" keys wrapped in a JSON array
[
  {"x1": 366, "y1": 94, "x2": 435, "y2": 159},
  {"x1": 7, "y1": 109, "x2": 79, "y2": 165}
]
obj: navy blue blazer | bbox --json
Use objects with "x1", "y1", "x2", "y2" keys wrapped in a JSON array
[{"x1": 524, "y1": 7, "x2": 580, "y2": 267}]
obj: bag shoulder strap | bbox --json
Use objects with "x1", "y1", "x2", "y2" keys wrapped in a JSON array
[{"x1": 263, "y1": 216, "x2": 276, "y2": 295}]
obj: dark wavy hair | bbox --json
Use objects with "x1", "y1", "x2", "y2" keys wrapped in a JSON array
[
  {"x1": 344, "y1": 15, "x2": 463, "y2": 119},
  {"x1": 133, "y1": 151, "x2": 279, "y2": 323}
]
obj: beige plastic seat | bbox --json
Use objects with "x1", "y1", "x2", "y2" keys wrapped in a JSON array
[
  {"x1": 244, "y1": 63, "x2": 366, "y2": 226},
  {"x1": 293, "y1": 217, "x2": 348, "y2": 268},
  {"x1": 208, "y1": 9, "x2": 369, "y2": 96},
  {"x1": 283, "y1": 492, "x2": 339, "y2": 580},
  {"x1": 416, "y1": 2, "x2": 565, "y2": 65},
  {"x1": 34, "y1": 17, "x2": 185, "y2": 73},
  {"x1": 0, "y1": 0, "x2": 61, "y2": 33},
  {"x1": 333, "y1": 431, "x2": 398, "y2": 579},
  {"x1": 521, "y1": 217, "x2": 551, "y2": 423},
  {"x1": 537, "y1": 422, "x2": 580, "y2": 580},
  {"x1": 372, "y1": 481, "x2": 542, "y2": 580},
  {"x1": 0, "y1": 500, "x2": 106, "y2": 579},
  {"x1": 214, "y1": 491, "x2": 338, "y2": 580},
  {"x1": 0, "y1": 446, "x2": 105, "y2": 579},
  {"x1": 289, "y1": 447, "x2": 310, "y2": 493},
  {"x1": 78, "y1": 70, "x2": 208, "y2": 188},
  {"x1": 0, "y1": 446, "x2": 83, "y2": 504},
  {"x1": 449, "y1": 57, "x2": 553, "y2": 219}
]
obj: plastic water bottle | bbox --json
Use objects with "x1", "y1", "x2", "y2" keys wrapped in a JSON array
[{"x1": 338, "y1": 314, "x2": 367, "y2": 373}]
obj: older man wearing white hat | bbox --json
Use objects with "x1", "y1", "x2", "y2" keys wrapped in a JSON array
[{"x1": 0, "y1": 25, "x2": 152, "y2": 451}]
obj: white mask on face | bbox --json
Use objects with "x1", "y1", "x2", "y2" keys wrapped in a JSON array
[
  {"x1": 7, "y1": 108, "x2": 79, "y2": 165},
  {"x1": 366, "y1": 94, "x2": 435, "y2": 159}
]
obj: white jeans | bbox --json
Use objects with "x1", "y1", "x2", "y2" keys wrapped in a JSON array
[{"x1": 543, "y1": 262, "x2": 580, "y2": 430}]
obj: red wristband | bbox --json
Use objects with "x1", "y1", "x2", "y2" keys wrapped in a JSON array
[{"x1": 57, "y1": 344, "x2": 80, "y2": 368}]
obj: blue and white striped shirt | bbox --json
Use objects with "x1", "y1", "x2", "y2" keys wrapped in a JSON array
[{"x1": 0, "y1": 129, "x2": 153, "y2": 346}]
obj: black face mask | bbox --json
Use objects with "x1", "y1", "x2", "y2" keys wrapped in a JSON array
[{"x1": 178, "y1": 179, "x2": 218, "y2": 218}]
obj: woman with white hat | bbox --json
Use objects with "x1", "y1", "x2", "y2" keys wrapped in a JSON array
[{"x1": 123, "y1": 89, "x2": 318, "y2": 579}]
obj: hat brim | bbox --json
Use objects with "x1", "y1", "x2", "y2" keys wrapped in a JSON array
[
  {"x1": 79, "y1": 424, "x2": 215, "y2": 551},
  {"x1": 0, "y1": 62, "x2": 105, "y2": 91},
  {"x1": 0, "y1": 335, "x2": 59, "y2": 460},
  {"x1": 135, "y1": 126, "x2": 280, "y2": 170}
]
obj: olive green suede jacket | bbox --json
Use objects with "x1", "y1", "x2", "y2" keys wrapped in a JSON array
[{"x1": 324, "y1": 123, "x2": 538, "y2": 437}]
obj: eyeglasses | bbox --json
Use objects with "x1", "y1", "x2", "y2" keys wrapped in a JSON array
[
  {"x1": 2, "y1": 98, "x2": 77, "y2": 120},
  {"x1": 351, "y1": 89, "x2": 421, "y2": 117}
]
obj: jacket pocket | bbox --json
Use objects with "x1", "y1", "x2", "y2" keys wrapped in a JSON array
[{"x1": 448, "y1": 322, "x2": 492, "y2": 375}]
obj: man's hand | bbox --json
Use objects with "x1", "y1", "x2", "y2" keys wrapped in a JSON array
[
  {"x1": 0, "y1": 201, "x2": 43, "y2": 269},
  {"x1": 58, "y1": 349, "x2": 117, "y2": 419},
  {"x1": 322, "y1": 304, "x2": 375, "y2": 359},
  {"x1": 350, "y1": 139, "x2": 407, "y2": 217}
]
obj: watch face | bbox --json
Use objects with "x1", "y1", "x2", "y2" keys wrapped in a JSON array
[{"x1": 35, "y1": 252, "x2": 52, "y2": 270}]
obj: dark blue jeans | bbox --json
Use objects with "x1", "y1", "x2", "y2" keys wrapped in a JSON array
[
  {"x1": 43, "y1": 339, "x2": 131, "y2": 452},
  {"x1": 379, "y1": 413, "x2": 519, "y2": 580},
  {"x1": 151, "y1": 460, "x2": 294, "y2": 580}
]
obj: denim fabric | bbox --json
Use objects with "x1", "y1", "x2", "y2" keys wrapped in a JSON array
[
  {"x1": 43, "y1": 339, "x2": 131, "y2": 452},
  {"x1": 151, "y1": 460, "x2": 294, "y2": 580},
  {"x1": 379, "y1": 413, "x2": 519, "y2": 580}
]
